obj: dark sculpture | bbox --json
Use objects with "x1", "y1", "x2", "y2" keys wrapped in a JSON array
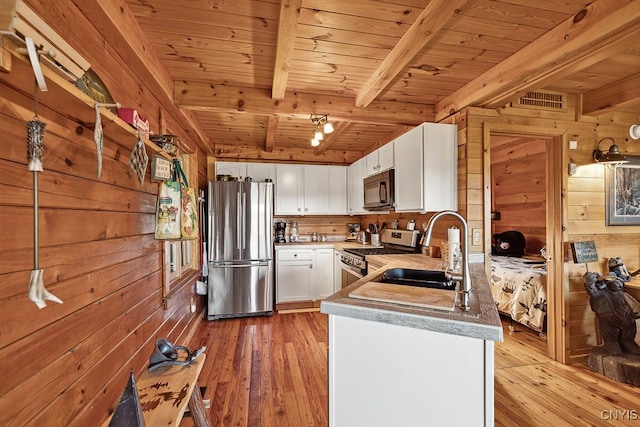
[{"x1": 583, "y1": 271, "x2": 640, "y2": 355}]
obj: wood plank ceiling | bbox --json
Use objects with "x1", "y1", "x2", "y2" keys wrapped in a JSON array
[{"x1": 124, "y1": 0, "x2": 640, "y2": 163}]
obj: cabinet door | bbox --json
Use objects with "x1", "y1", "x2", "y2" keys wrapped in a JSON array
[
  {"x1": 378, "y1": 142, "x2": 394, "y2": 172},
  {"x1": 328, "y1": 166, "x2": 348, "y2": 214},
  {"x1": 276, "y1": 262, "x2": 314, "y2": 302},
  {"x1": 365, "y1": 151, "x2": 380, "y2": 176},
  {"x1": 393, "y1": 125, "x2": 424, "y2": 212},
  {"x1": 348, "y1": 157, "x2": 367, "y2": 215},
  {"x1": 333, "y1": 249, "x2": 343, "y2": 292},
  {"x1": 247, "y1": 162, "x2": 276, "y2": 182},
  {"x1": 303, "y1": 165, "x2": 330, "y2": 214},
  {"x1": 276, "y1": 249, "x2": 314, "y2": 303},
  {"x1": 275, "y1": 165, "x2": 304, "y2": 215},
  {"x1": 423, "y1": 123, "x2": 457, "y2": 211},
  {"x1": 315, "y1": 248, "x2": 334, "y2": 300},
  {"x1": 215, "y1": 161, "x2": 247, "y2": 179}
]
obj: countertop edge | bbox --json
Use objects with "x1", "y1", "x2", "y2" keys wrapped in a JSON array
[{"x1": 320, "y1": 259, "x2": 503, "y2": 342}]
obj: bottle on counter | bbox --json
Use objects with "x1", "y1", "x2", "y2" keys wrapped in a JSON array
[{"x1": 407, "y1": 220, "x2": 415, "y2": 230}]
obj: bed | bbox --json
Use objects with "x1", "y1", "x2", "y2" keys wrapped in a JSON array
[{"x1": 490, "y1": 255, "x2": 547, "y2": 333}]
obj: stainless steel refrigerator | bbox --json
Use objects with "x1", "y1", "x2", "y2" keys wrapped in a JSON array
[{"x1": 207, "y1": 180, "x2": 274, "y2": 320}]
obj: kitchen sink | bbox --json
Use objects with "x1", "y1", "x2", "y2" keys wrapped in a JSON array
[{"x1": 379, "y1": 268, "x2": 456, "y2": 291}]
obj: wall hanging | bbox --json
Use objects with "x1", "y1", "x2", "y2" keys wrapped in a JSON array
[{"x1": 25, "y1": 59, "x2": 62, "y2": 308}]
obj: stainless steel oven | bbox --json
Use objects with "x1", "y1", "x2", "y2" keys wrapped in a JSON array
[{"x1": 339, "y1": 252, "x2": 366, "y2": 288}]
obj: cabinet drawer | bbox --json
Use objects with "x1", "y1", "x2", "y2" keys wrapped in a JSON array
[{"x1": 277, "y1": 250, "x2": 314, "y2": 261}]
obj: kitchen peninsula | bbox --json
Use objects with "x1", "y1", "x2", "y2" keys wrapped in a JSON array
[{"x1": 321, "y1": 255, "x2": 502, "y2": 427}]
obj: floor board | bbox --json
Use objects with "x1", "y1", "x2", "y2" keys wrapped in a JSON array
[{"x1": 182, "y1": 312, "x2": 639, "y2": 426}]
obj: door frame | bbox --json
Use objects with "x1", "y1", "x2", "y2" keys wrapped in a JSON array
[{"x1": 483, "y1": 123, "x2": 565, "y2": 362}]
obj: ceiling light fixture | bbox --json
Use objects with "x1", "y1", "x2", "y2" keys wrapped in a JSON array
[
  {"x1": 593, "y1": 137, "x2": 628, "y2": 166},
  {"x1": 630, "y1": 124, "x2": 640, "y2": 140},
  {"x1": 310, "y1": 114, "x2": 334, "y2": 146}
]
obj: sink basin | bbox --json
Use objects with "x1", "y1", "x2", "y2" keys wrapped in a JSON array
[{"x1": 380, "y1": 268, "x2": 456, "y2": 291}]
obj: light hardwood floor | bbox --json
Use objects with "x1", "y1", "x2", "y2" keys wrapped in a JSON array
[{"x1": 182, "y1": 311, "x2": 639, "y2": 427}]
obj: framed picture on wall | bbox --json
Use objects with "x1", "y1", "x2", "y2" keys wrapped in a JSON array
[{"x1": 605, "y1": 155, "x2": 640, "y2": 225}]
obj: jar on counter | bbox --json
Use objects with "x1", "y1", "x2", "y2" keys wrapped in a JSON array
[
  {"x1": 311, "y1": 232, "x2": 318, "y2": 242},
  {"x1": 407, "y1": 220, "x2": 415, "y2": 230},
  {"x1": 290, "y1": 222, "x2": 299, "y2": 242}
]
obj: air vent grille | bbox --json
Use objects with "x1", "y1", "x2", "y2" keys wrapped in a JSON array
[{"x1": 513, "y1": 90, "x2": 566, "y2": 111}]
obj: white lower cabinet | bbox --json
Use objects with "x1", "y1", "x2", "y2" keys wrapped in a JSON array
[
  {"x1": 276, "y1": 246, "x2": 335, "y2": 304},
  {"x1": 327, "y1": 315, "x2": 494, "y2": 427},
  {"x1": 333, "y1": 249, "x2": 343, "y2": 292}
]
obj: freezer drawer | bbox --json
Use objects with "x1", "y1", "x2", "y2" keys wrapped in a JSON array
[{"x1": 207, "y1": 261, "x2": 273, "y2": 320}]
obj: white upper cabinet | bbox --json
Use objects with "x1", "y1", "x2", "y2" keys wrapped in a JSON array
[
  {"x1": 214, "y1": 161, "x2": 246, "y2": 178},
  {"x1": 275, "y1": 164, "x2": 347, "y2": 215},
  {"x1": 347, "y1": 157, "x2": 367, "y2": 215},
  {"x1": 303, "y1": 165, "x2": 331, "y2": 214},
  {"x1": 394, "y1": 122, "x2": 457, "y2": 213},
  {"x1": 276, "y1": 164, "x2": 305, "y2": 215},
  {"x1": 365, "y1": 142, "x2": 394, "y2": 176},
  {"x1": 246, "y1": 162, "x2": 276, "y2": 182},
  {"x1": 328, "y1": 166, "x2": 348, "y2": 215}
]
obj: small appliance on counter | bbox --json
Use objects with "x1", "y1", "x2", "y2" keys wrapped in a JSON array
[
  {"x1": 290, "y1": 221, "x2": 299, "y2": 242},
  {"x1": 346, "y1": 223, "x2": 361, "y2": 241},
  {"x1": 275, "y1": 221, "x2": 286, "y2": 243}
]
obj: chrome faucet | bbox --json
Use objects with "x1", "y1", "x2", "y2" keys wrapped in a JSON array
[{"x1": 423, "y1": 211, "x2": 472, "y2": 310}]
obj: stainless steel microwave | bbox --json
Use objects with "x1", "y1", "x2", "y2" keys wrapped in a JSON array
[{"x1": 363, "y1": 169, "x2": 394, "y2": 210}]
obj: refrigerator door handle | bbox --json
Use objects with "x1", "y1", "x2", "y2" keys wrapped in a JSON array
[
  {"x1": 236, "y1": 191, "x2": 242, "y2": 257},
  {"x1": 241, "y1": 190, "x2": 247, "y2": 250}
]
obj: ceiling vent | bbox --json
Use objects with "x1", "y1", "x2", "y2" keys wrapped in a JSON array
[{"x1": 512, "y1": 90, "x2": 567, "y2": 111}]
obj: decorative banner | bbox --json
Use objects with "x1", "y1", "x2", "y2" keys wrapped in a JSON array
[
  {"x1": 151, "y1": 154, "x2": 173, "y2": 181},
  {"x1": 129, "y1": 136, "x2": 149, "y2": 185}
]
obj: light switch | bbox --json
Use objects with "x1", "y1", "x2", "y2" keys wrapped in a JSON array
[{"x1": 569, "y1": 140, "x2": 578, "y2": 150}]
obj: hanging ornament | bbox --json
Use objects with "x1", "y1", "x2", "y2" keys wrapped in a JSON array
[
  {"x1": 26, "y1": 81, "x2": 62, "y2": 309},
  {"x1": 129, "y1": 135, "x2": 149, "y2": 185},
  {"x1": 94, "y1": 102, "x2": 104, "y2": 178}
]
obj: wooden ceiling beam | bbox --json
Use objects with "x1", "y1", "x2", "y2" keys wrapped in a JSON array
[
  {"x1": 582, "y1": 72, "x2": 640, "y2": 116},
  {"x1": 214, "y1": 142, "x2": 361, "y2": 164},
  {"x1": 435, "y1": 0, "x2": 640, "y2": 121},
  {"x1": 315, "y1": 121, "x2": 350, "y2": 155},
  {"x1": 175, "y1": 81, "x2": 434, "y2": 125},
  {"x1": 272, "y1": 0, "x2": 302, "y2": 100},
  {"x1": 265, "y1": 116, "x2": 279, "y2": 152},
  {"x1": 355, "y1": 0, "x2": 468, "y2": 108}
]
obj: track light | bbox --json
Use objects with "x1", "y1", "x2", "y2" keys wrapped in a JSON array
[
  {"x1": 630, "y1": 124, "x2": 640, "y2": 140},
  {"x1": 309, "y1": 114, "x2": 333, "y2": 146}
]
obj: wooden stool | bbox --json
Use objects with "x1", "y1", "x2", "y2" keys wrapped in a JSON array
[{"x1": 103, "y1": 354, "x2": 211, "y2": 427}]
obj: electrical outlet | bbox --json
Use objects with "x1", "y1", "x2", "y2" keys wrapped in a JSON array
[{"x1": 472, "y1": 228, "x2": 482, "y2": 244}]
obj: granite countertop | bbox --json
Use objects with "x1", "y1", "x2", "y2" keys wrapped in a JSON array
[{"x1": 320, "y1": 254, "x2": 503, "y2": 342}]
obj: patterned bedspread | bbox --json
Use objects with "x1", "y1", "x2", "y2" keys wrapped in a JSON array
[{"x1": 490, "y1": 256, "x2": 547, "y2": 332}]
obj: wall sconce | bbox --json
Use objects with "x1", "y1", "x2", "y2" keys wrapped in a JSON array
[
  {"x1": 310, "y1": 114, "x2": 334, "y2": 146},
  {"x1": 630, "y1": 124, "x2": 640, "y2": 140},
  {"x1": 593, "y1": 137, "x2": 628, "y2": 166}
]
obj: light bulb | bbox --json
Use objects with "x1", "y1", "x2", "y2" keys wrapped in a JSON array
[
  {"x1": 314, "y1": 129, "x2": 324, "y2": 140},
  {"x1": 630, "y1": 124, "x2": 640, "y2": 140},
  {"x1": 323, "y1": 121, "x2": 334, "y2": 134},
  {"x1": 311, "y1": 138, "x2": 320, "y2": 147}
]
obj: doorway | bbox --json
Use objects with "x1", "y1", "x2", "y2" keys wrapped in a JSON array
[{"x1": 484, "y1": 125, "x2": 564, "y2": 362}]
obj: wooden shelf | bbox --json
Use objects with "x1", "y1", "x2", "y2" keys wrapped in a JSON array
[{"x1": 0, "y1": 44, "x2": 172, "y2": 159}]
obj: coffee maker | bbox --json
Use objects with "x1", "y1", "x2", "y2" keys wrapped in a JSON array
[
  {"x1": 275, "y1": 221, "x2": 287, "y2": 243},
  {"x1": 347, "y1": 223, "x2": 361, "y2": 241}
]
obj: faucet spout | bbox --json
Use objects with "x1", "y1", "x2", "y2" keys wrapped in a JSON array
[{"x1": 423, "y1": 210, "x2": 472, "y2": 310}]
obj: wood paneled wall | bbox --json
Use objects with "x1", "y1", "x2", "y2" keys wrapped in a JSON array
[
  {"x1": 460, "y1": 99, "x2": 640, "y2": 363},
  {"x1": 0, "y1": 2, "x2": 205, "y2": 425},
  {"x1": 490, "y1": 136, "x2": 547, "y2": 253}
]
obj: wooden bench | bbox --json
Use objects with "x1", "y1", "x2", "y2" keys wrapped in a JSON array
[{"x1": 103, "y1": 354, "x2": 211, "y2": 427}]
